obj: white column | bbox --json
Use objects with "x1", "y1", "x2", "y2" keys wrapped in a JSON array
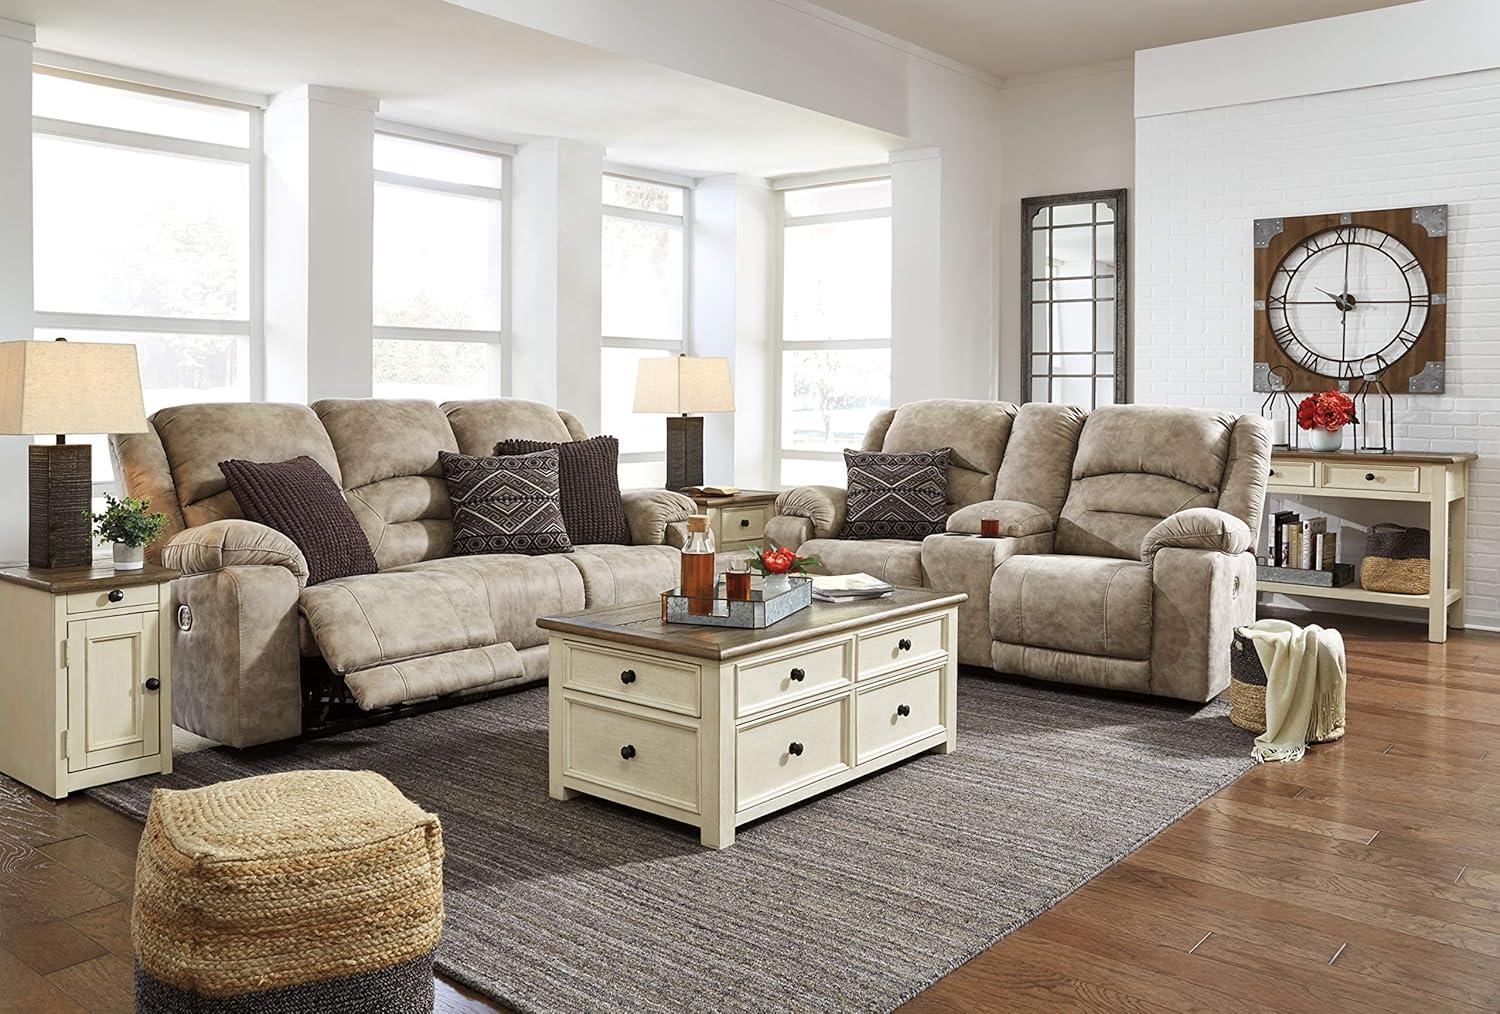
[
  {"x1": 0, "y1": 19, "x2": 34, "y2": 562},
  {"x1": 510, "y1": 138, "x2": 603, "y2": 429},
  {"x1": 889, "y1": 146, "x2": 943, "y2": 406},
  {"x1": 692, "y1": 175, "x2": 775, "y2": 488},
  {"x1": 262, "y1": 86, "x2": 378, "y2": 403}
]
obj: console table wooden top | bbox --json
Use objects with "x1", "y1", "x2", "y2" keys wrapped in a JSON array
[{"x1": 1270, "y1": 449, "x2": 1477, "y2": 465}]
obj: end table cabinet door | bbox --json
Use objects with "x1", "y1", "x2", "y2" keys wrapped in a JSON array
[{"x1": 65, "y1": 612, "x2": 161, "y2": 772}]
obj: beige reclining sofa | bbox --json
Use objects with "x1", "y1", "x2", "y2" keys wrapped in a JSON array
[
  {"x1": 767, "y1": 399, "x2": 1271, "y2": 702},
  {"x1": 112, "y1": 398, "x2": 696, "y2": 748}
]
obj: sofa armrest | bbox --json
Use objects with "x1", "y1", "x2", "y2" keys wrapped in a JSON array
[
  {"x1": 946, "y1": 500, "x2": 1054, "y2": 537},
  {"x1": 621, "y1": 488, "x2": 697, "y2": 546},
  {"x1": 774, "y1": 485, "x2": 847, "y2": 539},
  {"x1": 1141, "y1": 508, "x2": 1253, "y2": 566},
  {"x1": 161, "y1": 519, "x2": 309, "y2": 588}
]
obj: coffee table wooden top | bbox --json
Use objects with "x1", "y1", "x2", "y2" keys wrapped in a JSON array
[{"x1": 538, "y1": 588, "x2": 967, "y2": 662}]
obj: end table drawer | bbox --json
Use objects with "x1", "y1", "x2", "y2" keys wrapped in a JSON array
[
  {"x1": 736, "y1": 639, "x2": 851, "y2": 717},
  {"x1": 722, "y1": 506, "x2": 769, "y2": 545},
  {"x1": 1321, "y1": 462, "x2": 1420, "y2": 493},
  {"x1": 67, "y1": 584, "x2": 159, "y2": 615},
  {"x1": 564, "y1": 644, "x2": 700, "y2": 716},
  {"x1": 736, "y1": 697, "x2": 850, "y2": 811},
  {"x1": 1267, "y1": 461, "x2": 1315, "y2": 488},
  {"x1": 857, "y1": 614, "x2": 946, "y2": 679},
  {"x1": 856, "y1": 668, "x2": 944, "y2": 764},
  {"x1": 565, "y1": 700, "x2": 699, "y2": 813}
]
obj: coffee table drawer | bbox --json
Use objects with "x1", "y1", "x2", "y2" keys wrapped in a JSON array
[
  {"x1": 565, "y1": 700, "x2": 699, "y2": 812},
  {"x1": 736, "y1": 697, "x2": 850, "y2": 811},
  {"x1": 736, "y1": 639, "x2": 851, "y2": 717},
  {"x1": 857, "y1": 614, "x2": 946, "y2": 679},
  {"x1": 564, "y1": 643, "x2": 700, "y2": 716},
  {"x1": 1321, "y1": 461, "x2": 1420, "y2": 493},
  {"x1": 856, "y1": 667, "x2": 944, "y2": 764}
]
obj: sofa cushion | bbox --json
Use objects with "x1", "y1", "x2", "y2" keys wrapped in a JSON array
[
  {"x1": 566, "y1": 544, "x2": 681, "y2": 608},
  {"x1": 394, "y1": 553, "x2": 586, "y2": 650},
  {"x1": 990, "y1": 554, "x2": 1153, "y2": 660},
  {"x1": 439, "y1": 448, "x2": 572, "y2": 556},
  {"x1": 496, "y1": 435, "x2": 630, "y2": 546},
  {"x1": 219, "y1": 456, "x2": 377, "y2": 585},
  {"x1": 801, "y1": 537, "x2": 924, "y2": 587},
  {"x1": 991, "y1": 403, "x2": 1087, "y2": 520},
  {"x1": 878, "y1": 399, "x2": 1017, "y2": 508},
  {"x1": 442, "y1": 398, "x2": 582, "y2": 456},
  {"x1": 842, "y1": 447, "x2": 951, "y2": 541}
]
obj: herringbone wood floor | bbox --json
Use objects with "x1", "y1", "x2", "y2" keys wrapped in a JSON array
[{"x1": 2, "y1": 609, "x2": 1496, "y2": 1012}]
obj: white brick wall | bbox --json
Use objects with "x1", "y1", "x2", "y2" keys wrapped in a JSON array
[{"x1": 1136, "y1": 68, "x2": 1500, "y2": 630}]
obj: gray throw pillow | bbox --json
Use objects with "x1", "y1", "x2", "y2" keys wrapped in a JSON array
[
  {"x1": 841, "y1": 447, "x2": 952, "y2": 541},
  {"x1": 439, "y1": 448, "x2": 572, "y2": 556}
]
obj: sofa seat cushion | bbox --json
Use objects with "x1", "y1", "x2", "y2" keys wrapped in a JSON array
[
  {"x1": 394, "y1": 553, "x2": 586, "y2": 650},
  {"x1": 990, "y1": 554, "x2": 1153, "y2": 660},
  {"x1": 801, "y1": 537, "x2": 924, "y2": 588},
  {"x1": 566, "y1": 544, "x2": 681, "y2": 609}
]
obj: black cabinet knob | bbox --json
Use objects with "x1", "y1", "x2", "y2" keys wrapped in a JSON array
[
  {"x1": 789, "y1": 667, "x2": 806, "y2": 682},
  {"x1": 788, "y1": 741, "x2": 804, "y2": 757},
  {"x1": 897, "y1": 638, "x2": 913, "y2": 651},
  {"x1": 107, "y1": 589, "x2": 124, "y2": 603},
  {"x1": 896, "y1": 703, "x2": 911, "y2": 717},
  {"x1": 620, "y1": 744, "x2": 636, "y2": 760},
  {"x1": 1365, "y1": 472, "x2": 1376, "y2": 481},
  {"x1": 145, "y1": 677, "x2": 161, "y2": 692},
  {"x1": 740, "y1": 518, "x2": 751, "y2": 527},
  {"x1": 620, "y1": 669, "x2": 637, "y2": 684},
  {"x1": 1268, "y1": 469, "x2": 1276, "y2": 477}
]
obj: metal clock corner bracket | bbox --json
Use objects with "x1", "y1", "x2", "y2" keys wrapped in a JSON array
[
  {"x1": 1408, "y1": 361, "x2": 1445, "y2": 393},
  {"x1": 1413, "y1": 205, "x2": 1448, "y2": 238},
  {"x1": 1253, "y1": 218, "x2": 1284, "y2": 248},
  {"x1": 1253, "y1": 299, "x2": 1265, "y2": 312},
  {"x1": 1252, "y1": 362, "x2": 1276, "y2": 393}
]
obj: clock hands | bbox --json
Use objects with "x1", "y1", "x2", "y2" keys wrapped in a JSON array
[{"x1": 1314, "y1": 286, "x2": 1357, "y2": 312}]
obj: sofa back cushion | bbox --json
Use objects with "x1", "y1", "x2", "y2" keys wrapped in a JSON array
[
  {"x1": 314, "y1": 399, "x2": 460, "y2": 570},
  {"x1": 991, "y1": 402, "x2": 1088, "y2": 520},
  {"x1": 443, "y1": 398, "x2": 588, "y2": 457},
  {"x1": 865, "y1": 399, "x2": 1018, "y2": 510},
  {"x1": 1055, "y1": 405, "x2": 1238, "y2": 560}
]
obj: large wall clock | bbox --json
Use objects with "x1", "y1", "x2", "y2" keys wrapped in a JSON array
[{"x1": 1253, "y1": 205, "x2": 1447, "y2": 393}]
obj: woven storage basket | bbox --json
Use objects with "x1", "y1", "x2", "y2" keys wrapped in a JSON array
[
  {"x1": 1229, "y1": 627, "x2": 1268, "y2": 734},
  {"x1": 132, "y1": 770, "x2": 443, "y2": 1013},
  {"x1": 1360, "y1": 522, "x2": 1429, "y2": 594}
]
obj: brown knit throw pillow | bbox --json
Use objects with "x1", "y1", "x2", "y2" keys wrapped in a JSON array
[
  {"x1": 494, "y1": 435, "x2": 630, "y2": 546},
  {"x1": 219, "y1": 456, "x2": 378, "y2": 585}
]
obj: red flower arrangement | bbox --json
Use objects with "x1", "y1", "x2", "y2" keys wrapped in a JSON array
[
  {"x1": 747, "y1": 546, "x2": 821, "y2": 575},
  {"x1": 1296, "y1": 390, "x2": 1357, "y2": 432}
]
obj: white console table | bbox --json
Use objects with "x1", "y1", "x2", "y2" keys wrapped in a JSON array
[{"x1": 1260, "y1": 449, "x2": 1476, "y2": 643}]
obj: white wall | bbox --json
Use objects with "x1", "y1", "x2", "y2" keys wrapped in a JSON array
[
  {"x1": 1135, "y1": 5, "x2": 1500, "y2": 630},
  {"x1": 0, "y1": 20, "x2": 32, "y2": 563}
]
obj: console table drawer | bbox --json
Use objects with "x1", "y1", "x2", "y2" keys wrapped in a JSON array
[
  {"x1": 736, "y1": 639, "x2": 851, "y2": 717},
  {"x1": 1321, "y1": 462, "x2": 1420, "y2": 493},
  {"x1": 857, "y1": 614, "x2": 946, "y2": 679},
  {"x1": 1267, "y1": 461, "x2": 1315, "y2": 488},
  {"x1": 564, "y1": 644, "x2": 700, "y2": 716},
  {"x1": 564, "y1": 700, "x2": 699, "y2": 812},
  {"x1": 856, "y1": 667, "x2": 944, "y2": 764},
  {"x1": 736, "y1": 697, "x2": 850, "y2": 811}
]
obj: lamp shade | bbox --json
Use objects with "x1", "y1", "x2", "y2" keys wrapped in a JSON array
[
  {"x1": 633, "y1": 355, "x2": 734, "y2": 415},
  {"x1": 0, "y1": 340, "x2": 148, "y2": 435}
]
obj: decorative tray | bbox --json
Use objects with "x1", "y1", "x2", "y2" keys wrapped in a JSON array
[
  {"x1": 660, "y1": 576, "x2": 813, "y2": 629},
  {"x1": 1256, "y1": 563, "x2": 1356, "y2": 588}
]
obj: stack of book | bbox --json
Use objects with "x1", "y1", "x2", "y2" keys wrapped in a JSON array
[
  {"x1": 810, "y1": 573, "x2": 894, "y2": 603},
  {"x1": 1268, "y1": 510, "x2": 1338, "y2": 570}
]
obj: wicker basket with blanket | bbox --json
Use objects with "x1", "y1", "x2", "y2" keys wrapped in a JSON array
[{"x1": 1360, "y1": 522, "x2": 1430, "y2": 594}]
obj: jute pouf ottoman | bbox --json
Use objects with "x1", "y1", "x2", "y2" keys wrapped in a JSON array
[{"x1": 132, "y1": 769, "x2": 444, "y2": 1013}]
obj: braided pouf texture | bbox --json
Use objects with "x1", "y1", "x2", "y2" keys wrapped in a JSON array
[{"x1": 132, "y1": 770, "x2": 443, "y2": 1008}]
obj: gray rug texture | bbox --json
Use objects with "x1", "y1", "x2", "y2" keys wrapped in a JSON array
[{"x1": 91, "y1": 673, "x2": 1255, "y2": 1013}]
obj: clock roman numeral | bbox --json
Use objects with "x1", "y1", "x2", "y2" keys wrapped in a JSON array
[
  {"x1": 1399, "y1": 256, "x2": 1421, "y2": 272},
  {"x1": 1298, "y1": 349, "x2": 1322, "y2": 372},
  {"x1": 1410, "y1": 293, "x2": 1430, "y2": 307},
  {"x1": 1397, "y1": 329, "x2": 1419, "y2": 349},
  {"x1": 1273, "y1": 324, "x2": 1295, "y2": 342},
  {"x1": 1267, "y1": 294, "x2": 1286, "y2": 307}
]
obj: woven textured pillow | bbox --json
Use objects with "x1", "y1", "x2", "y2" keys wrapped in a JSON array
[
  {"x1": 494, "y1": 435, "x2": 630, "y2": 546},
  {"x1": 218, "y1": 456, "x2": 378, "y2": 585},
  {"x1": 439, "y1": 448, "x2": 572, "y2": 556},
  {"x1": 842, "y1": 447, "x2": 952, "y2": 541}
]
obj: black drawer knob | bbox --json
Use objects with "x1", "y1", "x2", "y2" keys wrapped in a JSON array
[
  {"x1": 1268, "y1": 469, "x2": 1276, "y2": 477},
  {"x1": 897, "y1": 638, "x2": 913, "y2": 651},
  {"x1": 896, "y1": 703, "x2": 911, "y2": 717},
  {"x1": 107, "y1": 589, "x2": 124, "y2": 603},
  {"x1": 788, "y1": 741, "x2": 804, "y2": 757},
  {"x1": 789, "y1": 667, "x2": 806, "y2": 682},
  {"x1": 740, "y1": 518, "x2": 751, "y2": 527},
  {"x1": 620, "y1": 669, "x2": 637, "y2": 684},
  {"x1": 620, "y1": 744, "x2": 636, "y2": 760},
  {"x1": 1365, "y1": 472, "x2": 1376, "y2": 481},
  {"x1": 145, "y1": 677, "x2": 161, "y2": 692}
]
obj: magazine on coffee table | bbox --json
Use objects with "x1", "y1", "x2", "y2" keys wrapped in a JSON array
[{"x1": 810, "y1": 572, "x2": 894, "y2": 602}]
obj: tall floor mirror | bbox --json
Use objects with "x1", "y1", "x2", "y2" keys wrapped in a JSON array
[{"x1": 1021, "y1": 189, "x2": 1127, "y2": 407}]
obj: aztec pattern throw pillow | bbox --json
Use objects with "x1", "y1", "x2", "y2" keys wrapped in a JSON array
[
  {"x1": 438, "y1": 448, "x2": 573, "y2": 556},
  {"x1": 841, "y1": 447, "x2": 952, "y2": 541},
  {"x1": 494, "y1": 435, "x2": 631, "y2": 546}
]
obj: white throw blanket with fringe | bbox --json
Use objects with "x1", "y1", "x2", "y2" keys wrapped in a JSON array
[{"x1": 1241, "y1": 618, "x2": 1347, "y2": 763}]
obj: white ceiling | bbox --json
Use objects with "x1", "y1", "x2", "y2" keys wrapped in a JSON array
[
  {"x1": 0, "y1": 0, "x2": 904, "y2": 177},
  {"x1": 812, "y1": 0, "x2": 1415, "y2": 79}
]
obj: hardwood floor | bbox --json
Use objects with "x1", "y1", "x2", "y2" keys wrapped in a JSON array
[{"x1": 1, "y1": 609, "x2": 1495, "y2": 1012}]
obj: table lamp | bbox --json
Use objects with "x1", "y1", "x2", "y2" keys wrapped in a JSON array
[
  {"x1": 633, "y1": 354, "x2": 734, "y2": 490},
  {"x1": 0, "y1": 339, "x2": 148, "y2": 568}
]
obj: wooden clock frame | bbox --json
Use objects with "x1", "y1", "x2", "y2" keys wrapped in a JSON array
[{"x1": 1252, "y1": 205, "x2": 1447, "y2": 394}]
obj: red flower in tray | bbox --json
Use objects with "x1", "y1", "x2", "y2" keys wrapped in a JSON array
[
  {"x1": 747, "y1": 546, "x2": 821, "y2": 576},
  {"x1": 1296, "y1": 390, "x2": 1357, "y2": 432}
]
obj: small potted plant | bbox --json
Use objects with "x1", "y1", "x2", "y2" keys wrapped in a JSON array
[
  {"x1": 1296, "y1": 390, "x2": 1357, "y2": 451},
  {"x1": 746, "y1": 545, "x2": 822, "y2": 594},
  {"x1": 89, "y1": 494, "x2": 168, "y2": 571}
]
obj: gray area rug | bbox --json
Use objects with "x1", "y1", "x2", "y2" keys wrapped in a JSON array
[{"x1": 92, "y1": 674, "x2": 1254, "y2": 1013}]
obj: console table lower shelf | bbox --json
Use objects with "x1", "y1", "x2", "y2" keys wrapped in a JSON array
[{"x1": 539, "y1": 589, "x2": 964, "y2": 848}]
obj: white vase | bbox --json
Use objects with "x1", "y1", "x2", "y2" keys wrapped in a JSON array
[
  {"x1": 1305, "y1": 427, "x2": 1344, "y2": 452},
  {"x1": 113, "y1": 542, "x2": 145, "y2": 571},
  {"x1": 762, "y1": 573, "x2": 791, "y2": 596}
]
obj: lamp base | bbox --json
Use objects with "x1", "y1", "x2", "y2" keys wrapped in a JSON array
[
  {"x1": 29, "y1": 443, "x2": 93, "y2": 569},
  {"x1": 665, "y1": 415, "x2": 704, "y2": 491}
]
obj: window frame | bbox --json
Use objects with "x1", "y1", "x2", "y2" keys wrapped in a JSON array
[
  {"x1": 771, "y1": 170, "x2": 893, "y2": 486},
  {"x1": 372, "y1": 122, "x2": 511, "y2": 398},
  {"x1": 600, "y1": 167, "x2": 694, "y2": 477}
]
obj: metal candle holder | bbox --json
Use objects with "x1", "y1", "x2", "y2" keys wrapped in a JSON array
[
  {"x1": 1260, "y1": 365, "x2": 1298, "y2": 451},
  {"x1": 1352, "y1": 369, "x2": 1395, "y2": 454}
]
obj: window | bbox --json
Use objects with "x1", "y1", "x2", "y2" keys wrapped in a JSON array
[
  {"x1": 601, "y1": 173, "x2": 689, "y2": 488},
  {"x1": 775, "y1": 177, "x2": 891, "y2": 486},
  {"x1": 373, "y1": 131, "x2": 505, "y2": 399},
  {"x1": 32, "y1": 68, "x2": 259, "y2": 482}
]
